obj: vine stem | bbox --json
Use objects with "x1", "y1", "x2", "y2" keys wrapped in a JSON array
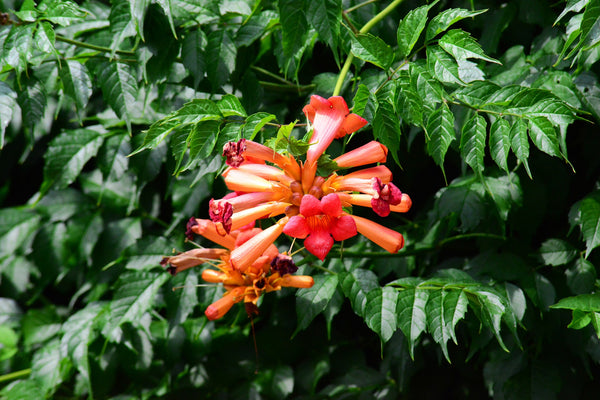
[
  {"x1": 0, "y1": 368, "x2": 31, "y2": 383},
  {"x1": 55, "y1": 34, "x2": 136, "y2": 56},
  {"x1": 333, "y1": 0, "x2": 407, "y2": 96}
]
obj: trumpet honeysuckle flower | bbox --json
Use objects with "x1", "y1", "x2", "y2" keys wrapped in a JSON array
[
  {"x1": 162, "y1": 218, "x2": 314, "y2": 321},
  {"x1": 283, "y1": 193, "x2": 357, "y2": 260},
  {"x1": 332, "y1": 140, "x2": 388, "y2": 168},
  {"x1": 350, "y1": 215, "x2": 405, "y2": 253}
]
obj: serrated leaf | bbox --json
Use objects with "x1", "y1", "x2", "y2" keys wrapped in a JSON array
[
  {"x1": 217, "y1": 94, "x2": 247, "y2": 117},
  {"x1": 439, "y1": 29, "x2": 500, "y2": 64},
  {"x1": 397, "y1": 287, "x2": 429, "y2": 358},
  {"x1": 460, "y1": 113, "x2": 486, "y2": 172},
  {"x1": 427, "y1": 45, "x2": 464, "y2": 85},
  {"x1": 97, "y1": 62, "x2": 138, "y2": 131},
  {"x1": 182, "y1": 29, "x2": 207, "y2": 89},
  {"x1": 2, "y1": 24, "x2": 34, "y2": 74},
  {"x1": 527, "y1": 116, "x2": 562, "y2": 158},
  {"x1": 410, "y1": 62, "x2": 444, "y2": 109},
  {"x1": 34, "y1": 21, "x2": 58, "y2": 57},
  {"x1": 489, "y1": 118, "x2": 510, "y2": 172},
  {"x1": 295, "y1": 274, "x2": 339, "y2": 334},
  {"x1": 566, "y1": 258, "x2": 597, "y2": 294},
  {"x1": 443, "y1": 288, "x2": 468, "y2": 344},
  {"x1": 39, "y1": 0, "x2": 87, "y2": 26},
  {"x1": 109, "y1": 0, "x2": 136, "y2": 57},
  {"x1": 396, "y1": 71, "x2": 423, "y2": 126},
  {"x1": 59, "y1": 60, "x2": 92, "y2": 116},
  {"x1": 340, "y1": 269, "x2": 380, "y2": 318},
  {"x1": 17, "y1": 76, "x2": 46, "y2": 133},
  {"x1": 306, "y1": 0, "x2": 341, "y2": 50},
  {"x1": 425, "y1": 289, "x2": 452, "y2": 361},
  {"x1": 571, "y1": 192, "x2": 600, "y2": 258},
  {"x1": 351, "y1": 33, "x2": 395, "y2": 70},
  {"x1": 130, "y1": 0, "x2": 150, "y2": 40},
  {"x1": 437, "y1": 183, "x2": 485, "y2": 231},
  {"x1": 167, "y1": 270, "x2": 198, "y2": 326},
  {"x1": 352, "y1": 84, "x2": 371, "y2": 117},
  {"x1": 101, "y1": 271, "x2": 170, "y2": 342},
  {"x1": 155, "y1": 0, "x2": 177, "y2": 38},
  {"x1": 206, "y1": 29, "x2": 237, "y2": 91},
  {"x1": 373, "y1": 100, "x2": 401, "y2": 166},
  {"x1": 30, "y1": 339, "x2": 67, "y2": 397},
  {"x1": 41, "y1": 129, "x2": 104, "y2": 197},
  {"x1": 397, "y1": 3, "x2": 433, "y2": 59},
  {"x1": 365, "y1": 286, "x2": 398, "y2": 343},
  {"x1": 236, "y1": 10, "x2": 278, "y2": 47},
  {"x1": 551, "y1": 293, "x2": 600, "y2": 311},
  {"x1": 568, "y1": 309, "x2": 593, "y2": 329},
  {"x1": 187, "y1": 119, "x2": 219, "y2": 166},
  {"x1": 241, "y1": 112, "x2": 276, "y2": 140},
  {"x1": 426, "y1": 103, "x2": 455, "y2": 167},
  {"x1": 471, "y1": 288, "x2": 508, "y2": 351},
  {"x1": 509, "y1": 118, "x2": 531, "y2": 178},
  {"x1": 452, "y1": 80, "x2": 501, "y2": 107},
  {"x1": 507, "y1": 89, "x2": 575, "y2": 127},
  {"x1": 555, "y1": 0, "x2": 588, "y2": 25},
  {"x1": 0, "y1": 208, "x2": 40, "y2": 258},
  {"x1": 279, "y1": 0, "x2": 308, "y2": 58},
  {"x1": 60, "y1": 303, "x2": 104, "y2": 393},
  {"x1": 0, "y1": 81, "x2": 17, "y2": 148},
  {"x1": 539, "y1": 238, "x2": 578, "y2": 266},
  {"x1": 426, "y1": 8, "x2": 487, "y2": 41}
]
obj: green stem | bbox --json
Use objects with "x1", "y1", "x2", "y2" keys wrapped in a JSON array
[
  {"x1": 251, "y1": 65, "x2": 294, "y2": 86},
  {"x1": 333, "y1": 0, "x2": 407, "y2": 95},
  {"x1": 345, "y1": 0, "x2": 379, "y2": 14},
  {"x1": 56, "y1": 35, "x2": 136, "y2": 56},
  {"x1": 0, "y1": 368, "x2": 32, "y2": 383}
]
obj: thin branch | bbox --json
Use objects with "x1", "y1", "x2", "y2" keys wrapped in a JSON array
[{"x1": 56, "y1": 34, "x2": 136, "y2": 56}]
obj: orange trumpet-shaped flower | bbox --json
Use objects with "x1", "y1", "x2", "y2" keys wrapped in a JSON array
[
  {"x1": 163, "y1": 219, "x2": 314, "y2": 321},
  {"x1": 350, "y1": 215, "x2": 405, "y2": 253},
  {"x1": 333, "y1": 141, "x2": 388, "y2": 168}
]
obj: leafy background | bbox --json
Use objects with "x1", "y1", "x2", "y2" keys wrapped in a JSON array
[{"x1": 1, "y1": 0, "x2": 600, "y2": 399}]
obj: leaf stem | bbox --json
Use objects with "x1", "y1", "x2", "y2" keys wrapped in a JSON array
[
  {"x1": 345, "y1": 0, "x2": 379, "y2": 14},
  {"x1": 0, "y1": 368, "x2": 32, "y2": 383},
  {"x1": 55, "y1": 34, "x2": 136, "y2": 56},
  {"x1": 334, "y1": 0, "x2": 407, "y2": 96}
]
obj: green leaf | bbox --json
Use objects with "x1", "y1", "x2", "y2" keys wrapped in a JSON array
[
  {"x1": 539, "y1": 238, "x2": 578, "y2": 266},
  {"x1": 279, "y1": 0, "x2": 308, "y2": 58},
  {"x1": 0, "y1": 326, "x2": 18, "y2": 361},
  {"x1": 109, "y1": 0, "x2": 136, "y2": 57},
  {"x1": 372, "y1": 100, "x2": 401, "y2": 166},
  {"x1": 0, "y1": 81, "x2": 17, "y2": 148},
  {"x1": 426, "y1": 8, "x2": 487, "y2": 41},
  {"x1": 439, "y1": 29, "x2": 501, "y2": 64},
  {"x1": 166, "y1": 270, "x2": 199, "y2": 326},
  {"x1": 295, "y1": 274, "x2": 339, "y2": 334},
  {"x1": 427, "y1": 45, "x2": 464, "y2": 85},
  {"x1": 570, "y1": 192, "x2": 600, "y2": 258},
  {"x1": 206, "y1": 29, "x2": 237, "y2": 91},
  {"x1": 443, "y1": 288, "x2": 468, "y2": 344},
  {"x1": 437, "y1": 183, "x2": 485, "y2": 231},
  {"x1": 351, "y1": 33, "x2": 395, "y2": 70},
  {"x1": 306, "y1": 0, "x2": 341, "y2": 51},
  {"x1": 96, "y1": 61, "x2": 138, "y2": 131},
  {"x1": 59, "y1": 60, "x2": 92, "y2": 116},
  {"x1": 352, "y1": 84, "x2": 371, "y2": 117},
  {"x1": 236, "y1": 10, "x2": 278, "y2": 47},
  {"x1": 182, "y1": 29, "x2": 207, "y2": 89},
  {"x1": 241, "y1": 112, "x2": 277, "y2": 140},
  {"x1": 130, "y1": 0, "x2": 151, "y2": 40},
  {"x1": 34, "y1": 21, "x2": 59, "y2": 58},
  {"x1": 395, "y1": 71, "x2": 423, "y2": 126},
  {"x1": 489, "y1": 118, "x2": 511, "y2": 172},
  {"x1": 217, "y1": 94, "x2": 247, "y2": 117},
  {"x1": 40, "y1": 128, "x2": 104, "y2": 197},
  {"x1": 426, "y1": 103, "x2": 455, "y2": 168},
  {"x1": 460, "y1": 113, "x2": 487, "y2": 172},
  {"x1": 155, "y1": 0, "x2": 177, "y2": 38},
  {"x1": 425, "y1": 289, "x2": 452, "y2": 361},
  {"x1": 471, "y1": 288, "x2": 508, "y2": 351},
  {"x1": 507, "y1": 89, "x2": 575, "y2": 128},
  {"x1": 2, "y1": 24, "x2": 35, "y2": 74},
  {"x1": 16, "y1": 76, "x2": 46, "y2": 133},
  {"x1": 509, "y1": 118, "x2": 532, "y2": 178},
  {"x1": 39, "y1": 0, "x2": 87, "y2": 26},
  {"x1": 187, "y1": 120, "x2": 220, "y2": 165},
  {"x1": 364, "y1": 286, "x2": 398, "y2": 343},
  {"x1": 397, "y1": 2, "x2": 434, "y2": 59},
  {"x1": 340, "y1": 269, "x2": 380, "y2": 318},
  {"x1": 30, "y1": 339, "x2": 68, "y2": 397},
  {"x1": 567, "y1": 309, "x2": 593, "y2": 329},
  {"x1": 60, "y1": 304, "x2": 103, "y2": 393},
  {"x1": 410, "y1": 62, "x2": 444, "y2": 109},
  {"x1": 566, "y1": 258, "x2": 597, "y2": 294},
  {"x1": 101, "y1": 271, "x2": 170, "y2": 342},
  {"x1": 551, "y1": 293, "x2": 600, "y2": 311},
  {"x1": 397, "y1": 287, "x2": 429, "y2": 358},
  {"x1": 13, "y1": 0, "x2": 38, "y2": 22},
  {"x1": 555, "y1": 0, "x2": 588, "y2": 25},
  {"x1": 527, "y1": 117, "x2": 562, "y2": 158}
]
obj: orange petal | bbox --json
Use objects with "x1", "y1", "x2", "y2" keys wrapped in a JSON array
[
  {"x1": 191, "y1": 219, "x2": 236, "y2": 250},
  {"x1": 278, "y1": 275, "x2": 315, "y2": 288},
  {"x1": 236, "y1": 163, "x2": 295, "y2": 186},
  {"x1": 204, "y1": 286, "x2": 246, "y2": 320},
  {"x1": 333, "y1": 141, "x2": 388, "y2": 168},
  {"x1": 230, "y1": 202, "x2": 290, "y2": 231},
  {"x1": 229, "y1": 218, "x2": 288, "y2": 272},
  {"x1": 350, "y1": 215, "x2": 405, "y2": 253},
  {"x1": 162, "y1": 248, "x2": 229, "y2": 274},
  {"x1": 222, "y1": 168, "x2": 277, "y2": 193}
]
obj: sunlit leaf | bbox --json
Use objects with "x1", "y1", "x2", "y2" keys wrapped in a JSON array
[
  {"x1": 365, "y1": 286, "x2": 399, "y2": 343},
  {"x1": 397, "y1": 2, "x2": 434, "y2": 59},
  {"x1": 439, "y1": 29, "x2": 500, "y2": 64},
  {"x1": 426, "y1": 8, "x2": 487, "y2": 41},
  {"x1": 425, "y1": 103, "x2": 455, "y2": 167},
  {"x1": 397, "y1": 287, "x2": 429, "y2": 358},
  {"x1": 351, "y1": 33, "x2": 395, "y2": 70}
]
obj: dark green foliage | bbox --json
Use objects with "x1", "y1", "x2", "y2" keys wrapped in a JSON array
[{"x1": 2, "y1": 0, "x2": 600, "y2": 399}]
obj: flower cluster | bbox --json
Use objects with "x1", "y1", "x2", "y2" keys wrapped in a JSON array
[
  {"x1": 215, "y1": 94, "x2": 412, "y2": 260},
  {"x1": 162, "y1": 94, "x2": 412, "y2": 320},
  {"x1": 161, "y1": 218, "x2": 314, "y2": 320}
]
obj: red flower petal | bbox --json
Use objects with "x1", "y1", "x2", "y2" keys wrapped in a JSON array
[
  {"x1": 304, "y1": 231, "x2": 334, "y2": 261},
  {"x1": 330, "y1": 215, "x2": 357, "y2": 241},
  {"x1": 320, "y1": 193, "x2": 342, "y2": 217},
  {"x1": 299, "y1": 194, "x2": 322, "y2": 217},
  {"x1": 283, "y1": 215, "x2": 310, "y2": 238}
]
